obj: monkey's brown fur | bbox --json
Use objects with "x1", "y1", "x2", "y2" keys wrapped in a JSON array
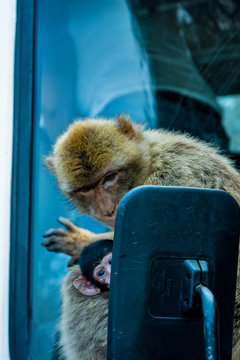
[
  {"x1": 45, "y1": 117, "x2": 240, "y2": 359},
  {"x1": 48, "y1": 117, "x2": 240, "y2": 206},
  {"x1": 49, "y1": 117, "x2": 145, "y2": 190}
]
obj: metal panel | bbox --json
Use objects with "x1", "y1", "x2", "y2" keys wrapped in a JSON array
[{"x1": 108, "y1": 186, "x2": 239, "y2": 360}]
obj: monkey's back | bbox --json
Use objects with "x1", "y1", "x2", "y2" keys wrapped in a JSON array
[{"x1": 144, "y1": 129, "x2": 240, "y2": 206}]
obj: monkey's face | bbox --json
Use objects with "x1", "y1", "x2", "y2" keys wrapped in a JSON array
[
  {"x1": 93, "y1": 252, "x2": 112, "y2": 287},
  {"x1": 68, "y1": 168, "x2": 133, "y2": 228},
  {"x1": 45, "y1": 117, "x2": 150, "y2": 228}
]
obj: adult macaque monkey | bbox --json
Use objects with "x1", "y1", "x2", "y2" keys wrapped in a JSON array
[{"x1": 43, "y1": 116, "x2": 240, "y2": 360}]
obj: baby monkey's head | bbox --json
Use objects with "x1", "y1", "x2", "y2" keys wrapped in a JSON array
[{"x1": 73, "y1": 239, "x2": 113, "y2": 296}]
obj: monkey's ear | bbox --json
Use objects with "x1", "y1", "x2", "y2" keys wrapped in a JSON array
[
  {"x1": 43, "y1": 155, "x2": 56, "y2": 172},
  {"x1": 117, "y1": 115, "x2": 138, "y2": 140},
  {"x1": 73, "y1": 275, "x2": 101, "y2": 296}
]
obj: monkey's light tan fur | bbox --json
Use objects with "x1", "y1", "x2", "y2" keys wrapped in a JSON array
[{"x1": 51, "y1": 117, "x2": 240, "y2": 203}]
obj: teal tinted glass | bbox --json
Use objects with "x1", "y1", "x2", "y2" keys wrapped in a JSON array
[
  {"x1": 30, "y1": 0, "x2": 240, "y2": 358},
  {"x1": 31, "y1": 0, "x2": 157, "y2": 358}
]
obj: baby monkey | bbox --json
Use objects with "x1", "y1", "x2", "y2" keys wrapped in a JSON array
[{"x1": 73, "y1": 239, "x2": 113, "y2": 296}]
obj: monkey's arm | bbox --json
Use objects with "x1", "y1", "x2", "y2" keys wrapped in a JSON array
[
  {"x1": 60, "y1": 265, "x2": 108, "y2": 360},
  {"x1": 42, "y1": 217, "x2": 113, "y2": 266}
]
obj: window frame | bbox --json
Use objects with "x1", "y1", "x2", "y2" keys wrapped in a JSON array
[{"x1": 9, "y1": 0, "x2": 35, "y2": 358}]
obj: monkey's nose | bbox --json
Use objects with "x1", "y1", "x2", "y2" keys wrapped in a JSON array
[{"x1": 105, "y1": 204, "x2": 117, "y2": 217}]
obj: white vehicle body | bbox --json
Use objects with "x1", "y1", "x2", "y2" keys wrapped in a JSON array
[
  {"x1": 0, "y1": 0, "x2": 16, "y2": 358},
  {"x1": 0, "y1": 1, "x2": 239, "y2": 359}
]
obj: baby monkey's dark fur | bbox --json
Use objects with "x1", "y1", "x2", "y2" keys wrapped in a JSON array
[{"x1": 79, "y1": 239, "x2": 113, "y2": 291}]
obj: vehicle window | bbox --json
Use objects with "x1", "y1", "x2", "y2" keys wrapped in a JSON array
[
  {"x1": 13, "y1": 0, "x2": 240, "y2": 359},
  {"x1": 218, "y1": 95, "x2": 240, "y2": 154}
]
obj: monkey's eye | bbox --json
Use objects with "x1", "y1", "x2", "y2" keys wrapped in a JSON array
[
  {"x1": 98, "y1": 269, "x2": 105, "y2": 277},
  {"x1": 102, "y1": 172, "x2": 118, "y2": 186},
  {"x1": 79, "y1": 186, "x2": 91, "y2": 193},
  {"x1": 109, "y1": 258, "x2": 112, "y2": 265},
  {"x1": 73, "y1": 184, "x2": 94, "y2": 194}
]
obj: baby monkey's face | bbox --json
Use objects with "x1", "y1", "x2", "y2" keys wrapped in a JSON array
[{"x1": 93, "y1": 252, "x2": 112, "y2": 288}]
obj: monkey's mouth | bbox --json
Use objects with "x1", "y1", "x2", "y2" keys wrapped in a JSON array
[{"x1": 95, "y1": 214, "x2": 116, "y2": 229}]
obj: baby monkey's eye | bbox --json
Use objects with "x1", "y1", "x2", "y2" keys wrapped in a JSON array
[
  {"x1": 98, "y1": 269, "x2": 105, "y2": 277},
  {"x1": 109, "y1": 258, "x2": 112, "y2": 265}
]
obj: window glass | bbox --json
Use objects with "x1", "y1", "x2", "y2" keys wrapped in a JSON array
[
  {"x1": 218, "y1": 95, "x2": 240, "y2": 153},
  {"x1": 31, "y1": 0, "x2": 157, "y2": 358},
  {"x1": 30, "y1": 0, "x2": 240, "y2": 358}
]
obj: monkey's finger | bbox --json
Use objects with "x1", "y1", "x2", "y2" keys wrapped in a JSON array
[
  {"x1": 58, "y1": 217, "x2": 78, "y2": 231},
  {"x1": 41, "y1": 236, "x2": 62, "y2": 247},
  {"x1": 42, "y1": 242, "x2": 64, "y2": 252},
  {"x1": 43, "y1": 228, "x2": 67, "y2": 238}
]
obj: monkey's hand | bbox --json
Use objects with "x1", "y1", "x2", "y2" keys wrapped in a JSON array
[
  {"x1": 42, "y1": 217, "x2": 97, "y2": 266},
  {"x1": 42, "y1": 217, "x2": 114, "y2": 266}
]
